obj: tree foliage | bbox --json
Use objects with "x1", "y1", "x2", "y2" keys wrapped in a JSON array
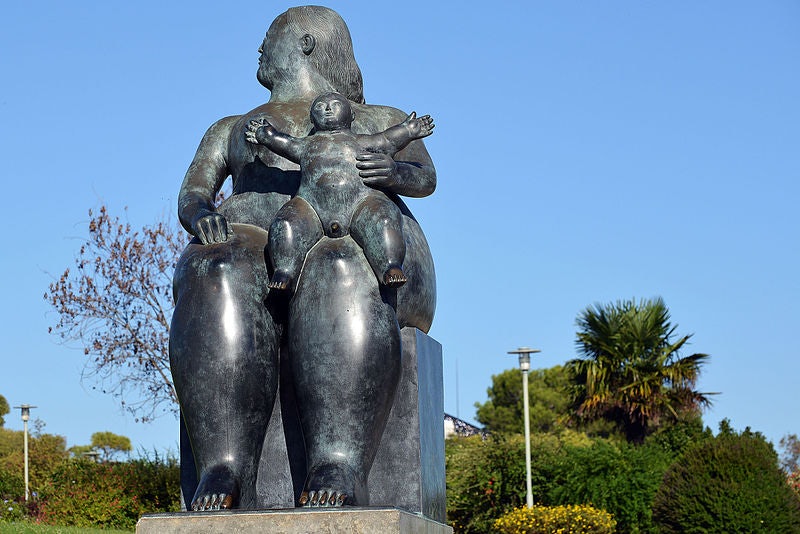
[
  {"x1": 475, "y1": 366, "x2": 571, "y2": 435},
  {"x1": 0, "y1": 428, "x2": 23, "y2": 464},
  {"x1": 90, "y1": 431, "x2": 132, "y2": 462},
  {"x1": 0, "y1": 394, "x2": 8, "y2": 427},
  {"x1": 566, "y1": 297, "x2": 712, "y2": 444},
  {"x1": 68, "y1": 431, "x2": 133, "y2": 463},
  {"x1": 45, "y1": 206, "x2": 186, "y2": 422},
  {"x1": 653, "y1": 422, "x2": 800, "y2": 533}
]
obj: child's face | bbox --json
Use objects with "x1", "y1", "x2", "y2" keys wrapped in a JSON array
[{"x1": 311, "y1": 94, "x2": 353, "y2": 130}]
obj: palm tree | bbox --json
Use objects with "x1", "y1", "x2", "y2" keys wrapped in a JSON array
[{"x1": 566, "y1": 297, "x2": 712, "y2": 444}]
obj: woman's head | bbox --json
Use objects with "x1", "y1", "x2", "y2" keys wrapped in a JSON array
[{"x1": 283, "y1": 6, "x2": 365, "y2": 103}]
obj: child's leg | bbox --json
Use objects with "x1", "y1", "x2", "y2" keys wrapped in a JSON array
[
  {"x1": 350, "y1": 193, "x2": 407, "y2": 288},
  {"x1": 268, "y1": 197, "x2": 323, "y2": 291}
]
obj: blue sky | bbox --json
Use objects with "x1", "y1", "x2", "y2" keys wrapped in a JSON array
[{"x1": 1, "y1": 1, "x2": 797, "y2": 455}]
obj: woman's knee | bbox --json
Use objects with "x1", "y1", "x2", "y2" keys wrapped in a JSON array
[{"x1": 174, "y1": 225, "x2": 270, "y2": 302}]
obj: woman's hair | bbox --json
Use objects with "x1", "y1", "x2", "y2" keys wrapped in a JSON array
[{"x1": 284, "y1": 6, "x2": 365, "y2": 104}]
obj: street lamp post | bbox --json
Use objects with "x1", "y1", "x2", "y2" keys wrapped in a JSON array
[
  {"x1": 13, "y1": 404, "x2": 37, "y2": 501},
  {"x1": 82, "y1": 450, "x2": 101, "y2": 463},
  {"x1": 508, "y1": 347, "x2": 540, "y2": 509}
]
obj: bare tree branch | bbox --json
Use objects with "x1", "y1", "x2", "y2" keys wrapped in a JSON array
[{"x1": 45, "y1": 206, "x2": 188, "y2": 422}]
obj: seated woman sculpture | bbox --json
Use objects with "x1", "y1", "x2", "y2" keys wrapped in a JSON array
[
  {"x1": 169, "y1": 6, "x2": 436, "y2": 511},
  {"x1": 246, "y1": 91, "x2": 434, "y2": 290}
]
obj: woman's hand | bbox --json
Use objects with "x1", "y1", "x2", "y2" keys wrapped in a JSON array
[
  {"x1": 356, "y1": 152, "x2": 398, "y2": 190},
  {"x1": 191, "y1": 210, "x2": 233, "y2": 245}
]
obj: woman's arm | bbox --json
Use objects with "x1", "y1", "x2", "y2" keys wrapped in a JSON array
[
  {"x1": 355, "y1": 107, "x2": 436, "y2": 198},
  {"x1": 178, "y1": 116, "x2": 238, "y2": 244}
]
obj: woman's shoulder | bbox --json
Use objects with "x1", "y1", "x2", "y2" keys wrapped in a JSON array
[
  {"x1": 202, "y1": 115, "x2": 243, "y2": 136},
  {"x1": 241, "y1": 101, "x2": 313, "y2": 135},
  {"x1": 350, "y1": 102, "x2": 407, "y2": 131}
]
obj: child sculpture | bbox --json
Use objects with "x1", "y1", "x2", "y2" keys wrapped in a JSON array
[{"x1": 246, "y1": 91, "x2": 434, "y2": 291}]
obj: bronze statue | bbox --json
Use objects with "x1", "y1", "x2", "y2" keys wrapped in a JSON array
[
  {"x1": 246, "y1": 92, "x2": 434, "y2": 290},
  {"x1": 169, "y1": 6, "x2": 436, "y2": 511}
]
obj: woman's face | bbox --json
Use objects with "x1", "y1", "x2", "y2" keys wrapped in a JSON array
[{"x1": 256, "y1": 14, "x2": 294, "y2": 89}]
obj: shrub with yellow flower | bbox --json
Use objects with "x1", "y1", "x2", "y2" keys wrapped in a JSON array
[{"x1": 493, "y1": 504, "x2": 616, "y2": 534}]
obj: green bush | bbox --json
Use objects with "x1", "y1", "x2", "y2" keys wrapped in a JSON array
[
  {"x1": 548, "y1": 439, "x2": 672, "y2": 533},
  {"x1": 35, "y1": 456, "x2": 179, "y2": 530},
  {"x1": 494, "y1": 504, "x2": 616, "y2": 534},
  {"x1": 446, "y1": 431, "x2": 677, "y2": 533},
  {"x1": 0, "y1": 470, "x2": 23, "y2": 502},
  {"x1": 446, "y1": 435, "x2": 523, "y2": 533},
  {"x1": 0, "y1": 498, "x2": 27, "y2": 523},
  {"x1": 653, "y1": 425, "x2": 800, "y2": 533},
  {"x1": 0, "y1": 432, "x2": 69, "y2": 499},
  {"x1": 123, "y1": 455, "x2": 181, "y2": 512},
  {"x1": 36, "y1": 460, "x2": 142, "y2": 529},
  {"x1": 446, "y1": 434, "x2": 568, "y2": 533},
  {"x1": 647, "y1": 415, "x2": 710, "y2": 457}
]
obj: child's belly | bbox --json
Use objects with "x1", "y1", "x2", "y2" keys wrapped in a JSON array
[{"x1": 297, "y1": 170, "x2": 372, "y2": 237}]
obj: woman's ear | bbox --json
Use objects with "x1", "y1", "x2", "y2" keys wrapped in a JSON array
[{"x1": 301, "y1": 34, "x2": 316, "y2": 55}]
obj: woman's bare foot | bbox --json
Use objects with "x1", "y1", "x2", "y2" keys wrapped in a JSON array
[
  {"x1": 298, "y1": 463, "x2": 365, "y2": 507},
  {"x1": 191, "y1": 464, "x2": 240, "y2": 511}
]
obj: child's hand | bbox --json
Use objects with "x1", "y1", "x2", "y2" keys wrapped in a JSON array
[
  {"x1": 403, "y1": 112, "x2": 435, "y2": 139},
  {"x1": 245, "y1": 117, "x2": 274, "y2": 144}
]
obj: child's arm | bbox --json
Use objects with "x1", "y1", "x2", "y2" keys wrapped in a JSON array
[
  {"x1": 245, "y1": 117, "x2": 303, "y2": 163},
  {"x1": 361, "y1": 112, "x2": 435, "y2": 155}
]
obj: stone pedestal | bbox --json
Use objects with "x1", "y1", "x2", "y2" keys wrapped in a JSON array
[
  {"x1": 180, "y1": 328, "x2": 446, "y2": 522},
  {"x1": 137, "y1": 508, "x2": 453, "y2": 534},
  {"x1": 368, "y1": 329, "x2": 446, "y2": 522}
]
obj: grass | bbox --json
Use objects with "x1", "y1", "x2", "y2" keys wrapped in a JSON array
[{"x1": 0, "y1": 524, "x2": 132, "y2": 534}]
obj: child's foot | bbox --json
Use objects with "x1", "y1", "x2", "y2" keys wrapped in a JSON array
[
  {"x1": 268, "y1": 271, "x2": 292, "y2": 291},
  {"x1": 383, "y1": 266, "x2": 407, "y2": 288}
]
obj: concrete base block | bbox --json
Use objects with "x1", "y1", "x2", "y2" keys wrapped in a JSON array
[{"x1": 137, "y1": 508, "x2": 453, "y2": 534}]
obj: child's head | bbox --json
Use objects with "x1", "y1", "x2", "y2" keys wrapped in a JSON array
[{"x1": 311, "y1": 92, "x2": 354, "y2": 131}]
